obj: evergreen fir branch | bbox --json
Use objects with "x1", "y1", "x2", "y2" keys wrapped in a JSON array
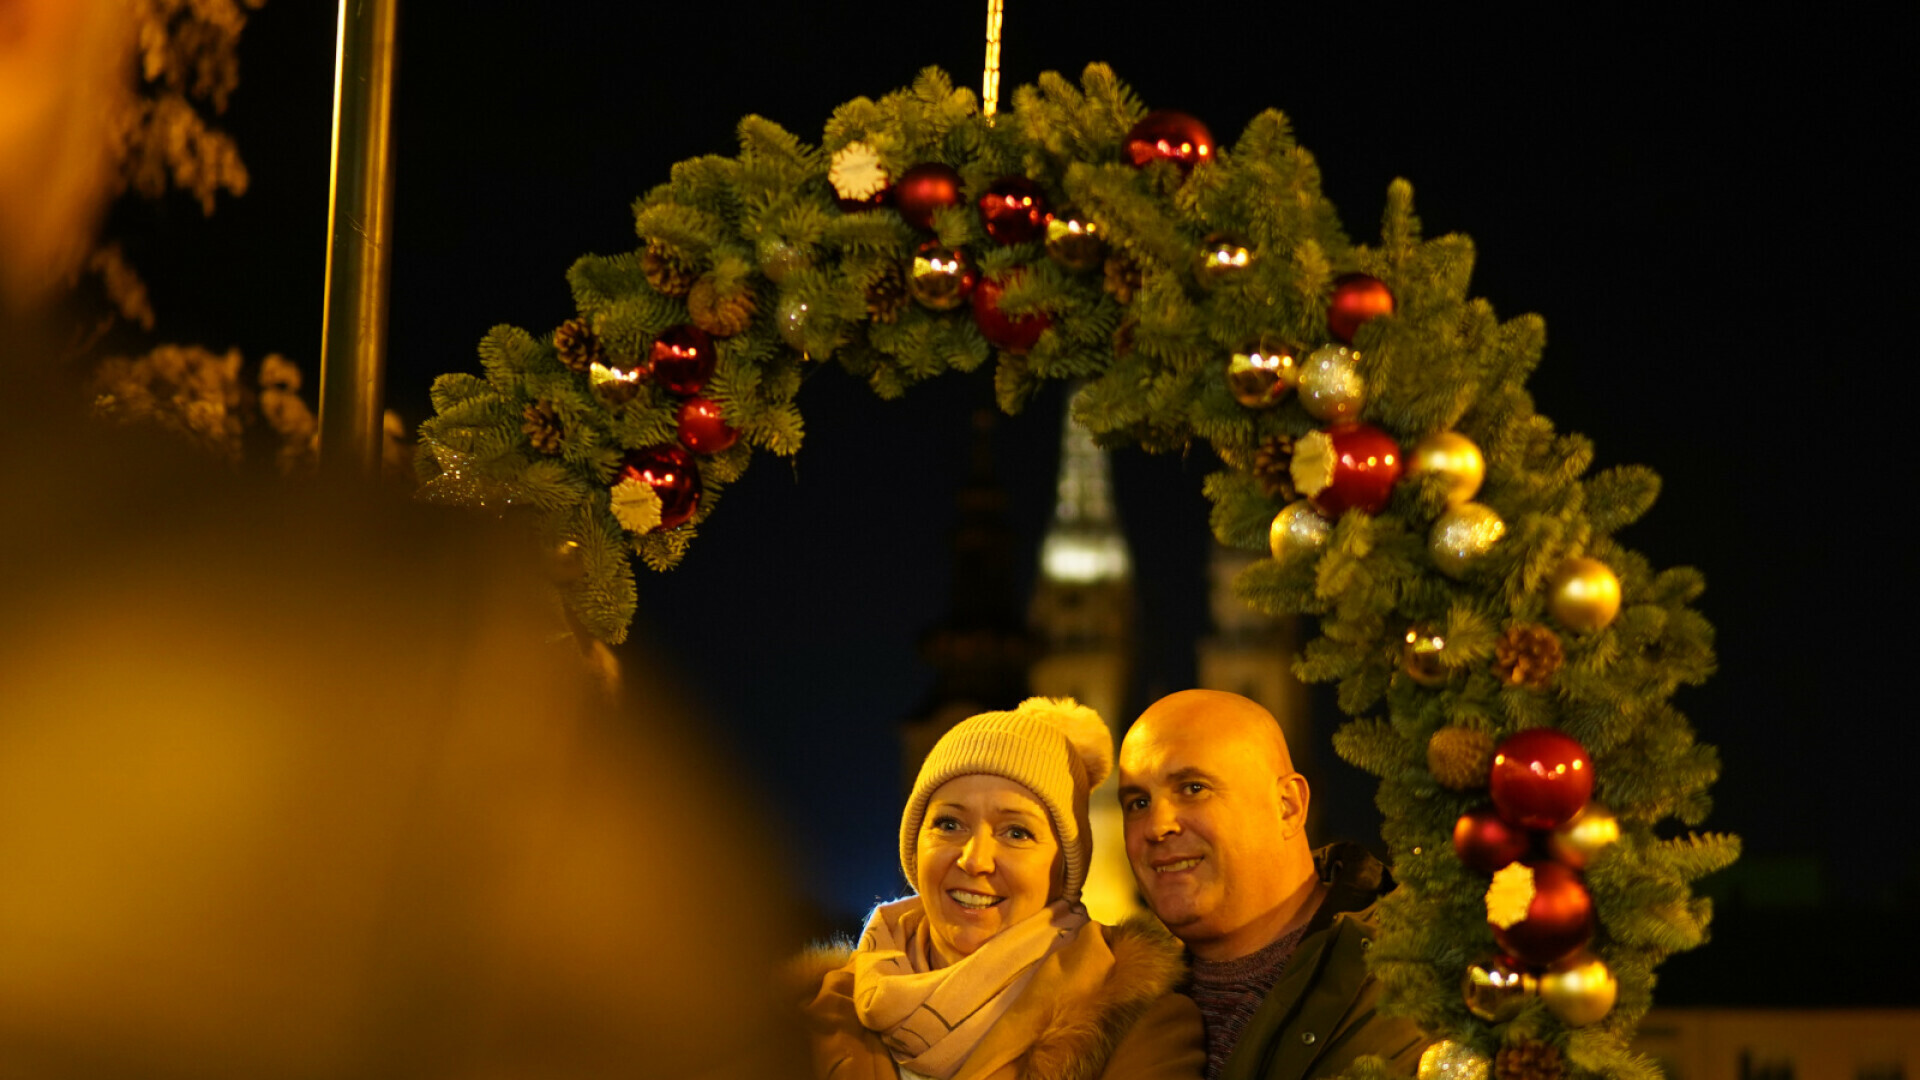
[
  {"x1": 636, "y1": 525, "x2": 696, "y2": 571},
  {"x1": 1585, "y1": 465, "x2": 1662, "y2": 534},
  {"x1": 736, "y1": 114, "x2": 818, "y2": 173},
  {"x1": 1656, "y1": 831, "x2": 1742, "y2": 883},
  {"x1": 477, "y1": 324, "x2": 542, "y2": 392}
]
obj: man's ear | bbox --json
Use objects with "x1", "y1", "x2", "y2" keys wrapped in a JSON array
[{"x1": 1277, "y1": 772, "x2": 1311, "y2": 839}]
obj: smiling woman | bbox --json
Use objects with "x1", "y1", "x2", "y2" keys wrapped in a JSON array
[{"x1": 797, "y1": 697, "x2": 1205, "y2": 1080}]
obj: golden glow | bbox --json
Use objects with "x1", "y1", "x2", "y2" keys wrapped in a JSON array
[
  {"x1": 981, "y1": 0, "x2": 1003, "y2": 117},
  {"x1": 1409, "y1": 431, "x2": 1486, "y2": 505}
]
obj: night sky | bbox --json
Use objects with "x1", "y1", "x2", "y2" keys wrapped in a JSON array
[{"x1": 123, "y1": 2, "x2": 1908, "y2": 986}]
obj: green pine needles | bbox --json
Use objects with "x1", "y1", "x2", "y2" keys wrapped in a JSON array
[{"x1": 417, "y1": 63, "x2": 1733, "y2": 1076}]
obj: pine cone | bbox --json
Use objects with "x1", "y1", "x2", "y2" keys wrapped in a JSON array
[
  {"x1": 1427, "y1": 726, "x2": 1495, "y2": 791},
  {"x1": 865, "y1": 265, "x2": 910, "y2": 324},
  {"x1": 689, "y1": 276, "x2": 758, "y2": 336},
  {"x1": 1495, "y1": 1040, "x2": 1563, "y2": 1080},
  {"x1": 641, "y1": 238, "x2": 699, "y2": 298},
  {"x1": 553, "y1": 317, "x2": 603, "y2": 373},
  {"x1": 1113, "y1": 315, "x2": 1138, "y2": 358},
  {"x1": 1253, "y1": 435, "x2": 1298, "y2": 501},
  {"x1": 1104, "y1": 252, "x2": 1143, "y2": 304},
  {"x1": 1495, "y1": 622, "x2": 1565, "y2": 688},
  {"x1": 521, "y1": 398, "x2": 565, "y2": 456}
]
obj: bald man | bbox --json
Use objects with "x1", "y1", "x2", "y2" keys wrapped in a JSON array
[{"x1": 1118, "y1": 690, "x2": 1425, "y2": 1080}]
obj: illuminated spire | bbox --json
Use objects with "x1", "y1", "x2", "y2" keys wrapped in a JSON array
[{"x1": 1040, "y1": 388, "x2": 1131, "y2": 585}]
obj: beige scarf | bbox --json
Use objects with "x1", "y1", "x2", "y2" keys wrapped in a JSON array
[{"x1": 847, "y1": 895, "x2": 1088, "y2": 1079}]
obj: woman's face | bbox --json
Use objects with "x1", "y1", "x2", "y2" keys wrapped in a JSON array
[{"x1": 914, "y1": 774, "x2": 1062, "y2": 968}]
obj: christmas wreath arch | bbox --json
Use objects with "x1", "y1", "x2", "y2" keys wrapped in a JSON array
[{"x1": 418, "y1": 64, "x2": 1733, "y2": 1078}]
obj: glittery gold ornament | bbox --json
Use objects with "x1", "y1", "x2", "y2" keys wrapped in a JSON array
[
  {"x1": 1045, "y1": 212, "x2": 1106, "y2": 271},
  {"x1": 588, "y1": 360, "x2": 646, "y2": 409},
  {"x1": 1546, "y1": 802, "x2": 1620, "y2": 869},
  {"x1": 1269, "y1": 500, "x2": 1332, "y2": 561},
  {"x1": 1402, "y1": 625, "x2": 1451, "y2": 686},
  {"x1": 1419, "y1": 1040, "x2": 1490, "y2": 1080},
  {"x1": 1539, "y1": 952, "x2": 1618, "y2": 1026},
  {"x1": 1549, "y1": 557, "x2": 1621, "y2": 632},
  {"x1": 1462, "y1": 956, "x2": 1538, "y2": 1022},
  {"x1": 1226, "y1": 337, "x2": 1300, "y2": 408},
  {"x1": 1298, "y1": 343, "x2": 1366, "y2": 423},
  {"x1": 756, "y1": 234, "x2": 809, "y2": 283},
  {"x1": 1428, "y1": 727, "x2": 1496, "y2": 790},
  {"x1": 1430, "y1": 502, "x2": 1505, "y2": 577},
  {"x1": 908, "y1": 241, "x2": 977, "y2": 311},
  {"x1": 1410, "y1": 431, "x2": 1486, "y2": 505},
  {"x1": 775, "y1": 294, "x2": 813, "y2": 352},
  {"x1": 1193, "y1": 232, "x2": 1254, "y2": 288}
]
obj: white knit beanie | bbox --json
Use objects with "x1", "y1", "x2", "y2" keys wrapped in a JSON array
[{"x1": 899, "y1": 697, "x2": 1113, "y2": 904}]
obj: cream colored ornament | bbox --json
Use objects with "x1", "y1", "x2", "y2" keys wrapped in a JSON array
[
  {"x1": 1269, "y1": 500, "x2": 1332, "y2": 561},
  {"x1": 1539, "y1": 952, "x2": 1618, "y2": 1026},
  {"x1": 1430, "y1": 502, "x2": 1505, "y2": 577},
  {"x1": 1549, "y1": 557, "x2": 1621, "y2": 631},
  {"x1": 1418, "y1": 1040, "x2": 1489, "y2": 1080},
  {"x1": 1486, "y1": 862, "x2": 1536, "y2": 930},
  {"x1": 828, "y1": 140, "x2": 888, "y2": 202},
  {"x1": 610, "y1": 476, "x2": 664, "y2": 534},
  {"x1": 1298, "y1": 343, "x2": 1366, "y2": 423},
  {"x1": 1409, "y1": 431, "x2": 1486, "y2": 505}
]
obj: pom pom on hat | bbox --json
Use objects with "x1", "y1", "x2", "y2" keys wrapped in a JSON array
[{"x1": 899, "y1": 696, "x2": 1114, "y2": 904}]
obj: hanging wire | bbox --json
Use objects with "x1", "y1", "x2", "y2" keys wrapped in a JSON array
[{"x1": 982, "y1": 0, "x2": 1004, "y2": 118}]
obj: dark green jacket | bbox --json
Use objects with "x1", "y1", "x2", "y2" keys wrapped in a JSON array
[{"x1": 1218, "y1": 844, "x2": 1427, "y2": 1080}]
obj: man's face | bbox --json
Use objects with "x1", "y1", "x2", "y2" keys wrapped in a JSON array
[{"x1": 1117, "y1": 712, "x2": 1298, "y2": 952}]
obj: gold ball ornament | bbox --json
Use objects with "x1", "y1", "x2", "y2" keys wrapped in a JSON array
[
  {"x1": 1539, "y1": 952, "x2": 1618, "y2": 1026},
  {"x1": 1430, "y1": 502, "x2": 1506, "y2": 577},
  {"x1": 1462, "y1": 956, "x2": 1539, "y2": 1022},
  {"x1": 1402, "y1": 625, "x2": 1452, "y2": 687},
  {"x1": 1269, "y1": 500, "x2": 1332, "y2": 561},
  {"x1": 1226, "y1": 337, "x2": 1300, "y2": 409},
  {"x1": 1045, "y1": 213, "x2": 1108, "y2": 271},
  {"x1": 1409, "y1": 431, "x2": 1486, "y2": 505},
  {"x1": 1419, "y1": 1040, "x2": 1490, "y2": 1080},
  {"x1": 908, "y1": 242, "x2": 977, "y2": 311},
  {"x1": 588, "y1": 360, "x2": 646, "y2": 409},
  {"x1": 1547, "y1": 802, "x2": 1621, "y2": 869},
  {"x1": 1549, "y1": 557, "x2": 1621, "y2": 632},
  {"x1": 1194, "y1": 232, "x2": 1255, "y2": 288},
  {"x1": 1298, "y1": 343, "x2": 1366, "y2": 423}
]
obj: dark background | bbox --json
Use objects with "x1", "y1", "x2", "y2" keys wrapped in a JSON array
[{"x1": 119, "y1": 4, "x2": 1909, "y2": 1002}]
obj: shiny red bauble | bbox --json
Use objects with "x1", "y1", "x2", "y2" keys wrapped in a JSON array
[
  {"x1": 971, "y1": 273, "x2": 1051, "y2": 355},
  {"x1": 1327, "y1": 273, "x2": 1395, "y2": 344},
  {"x1": 1124, "y1": 110, "x2": 1215, "y2": 175},
  {"x1": 1298, "y1": 423, "x2": 1403, "y2": 517},
  {"x1": 618, "y1": 445, "x2": 700, "y2": 530},
  {"x1": 675, "y1": 396, "x2": 738, "y2": 455},
  {"x1": 648, "y1": 325, "x2": 716, "y2": 396},
  {"x1": 1489, "y1": 729, "x2": 1594, "y2": 829},
  {"x1": 1489, "y1": 859, "x2": 1594, "y2": 966},
  {"x1": 1453, "y1": 806, "x2": 1532, "y2": 874},
  {"x1": 978, "y1": 176, "x2": 1052, "y2": 244},
  {"x1": 895, "y1": 162, "x2": 965, "y2": 231}
]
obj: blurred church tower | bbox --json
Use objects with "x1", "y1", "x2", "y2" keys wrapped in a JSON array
[
  {"x1": 899, "y1": 408, "x2": 1039, "y2": 797},
  {"x1": 1025, "y1": 388, "x2": 1140, "y2": 923}
]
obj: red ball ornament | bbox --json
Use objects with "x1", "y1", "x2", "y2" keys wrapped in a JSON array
[
  {"x1": 978, "y1": 176, "x2": 1052, "y2": 244},
  {"x1": 972, "y1": 273, "x2": 1050, "y2": 355},
  {"x1": 1453, "y1": 806, "x2": 1532, "y2": 874},
  {"x1": 895, "y1": 162, "x2": 964, "y2": 231},
  {"x1": 1123, "y1": 110, "x2": 1215, "y2": 175},
  {"x1": 1489, "y1": 729, "x2": 1594, "y2": 830},
  {"x1": 676, "y1": 396, "x2": 738, "y2": 455},
  {"x1": 1487, "y1": 859, "x2": 1595, "y2": 967},
  {"x1": 648, "y1": 325, "x2": 716, "y2": 396},
  {"x1": 1290, "y1": 423, "x2": 1404, "y2": 517},
  {"x1": 1327, "y1": 272, "x2": 1395, "y2": 344},
  {"x1": 617, "y1": 445, "x2": 700, "y2": 531}
]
